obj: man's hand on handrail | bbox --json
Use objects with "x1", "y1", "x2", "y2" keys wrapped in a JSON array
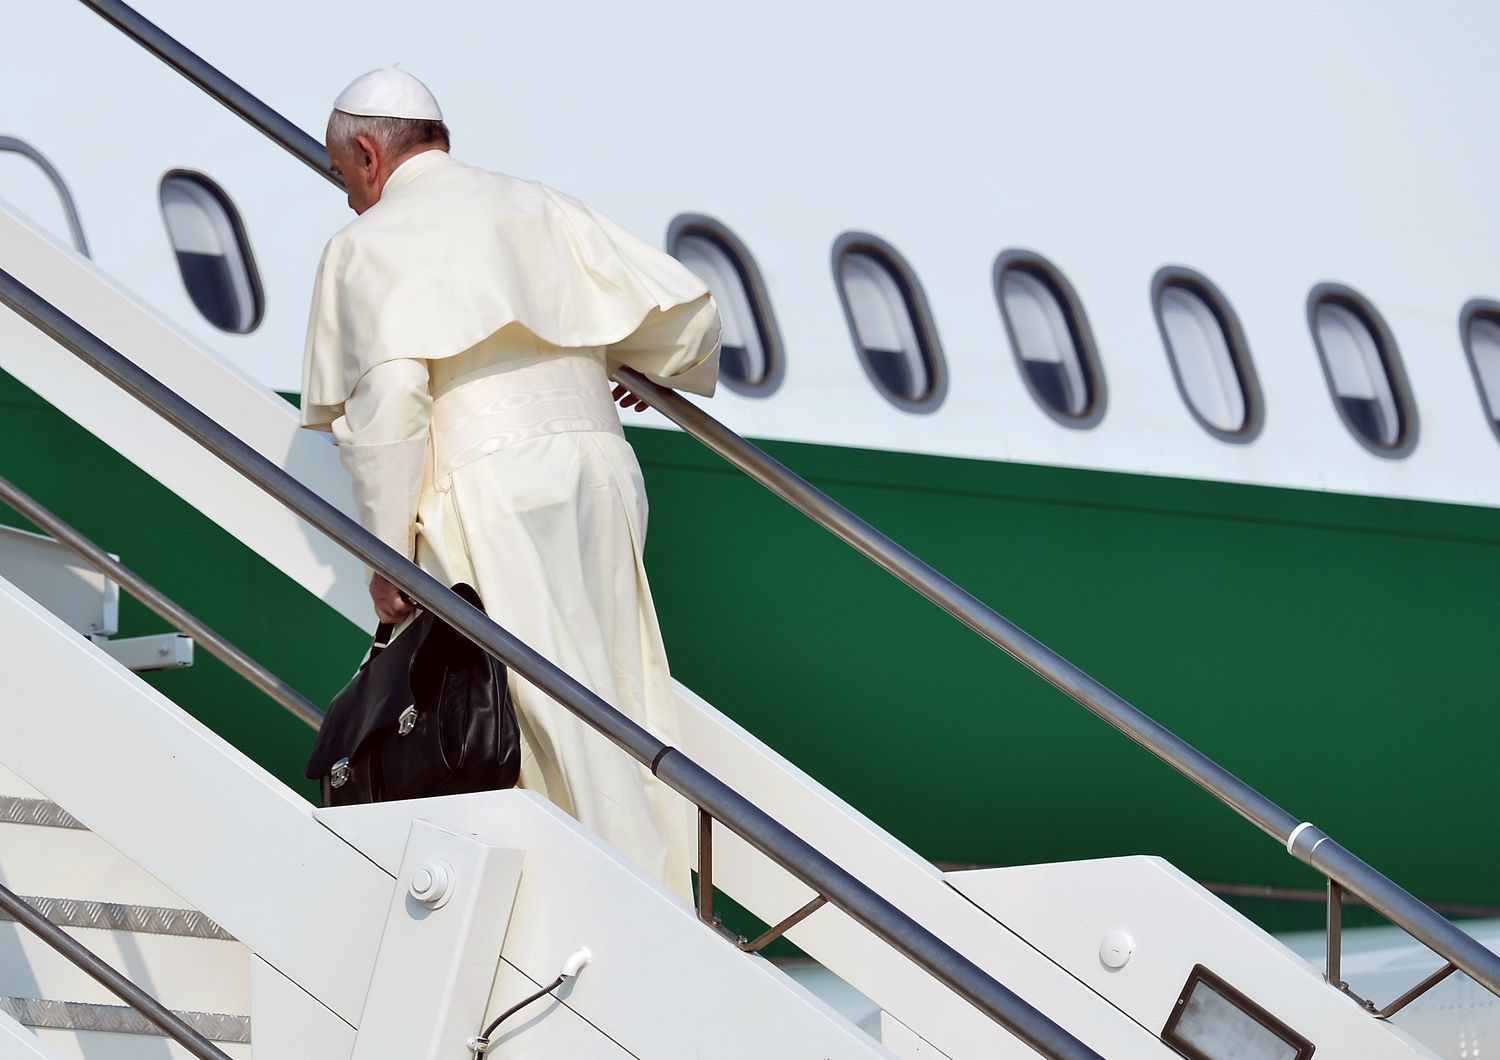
[
  {"x1": 369, "y1": 571, "x2": 415, "y2": 624},
  {"x1": 611, "y1": 383, "x2": 650, "y2": 413}
]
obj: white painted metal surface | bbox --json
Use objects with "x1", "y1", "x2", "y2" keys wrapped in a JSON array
[
  {"x1": 351, "y1": 821, "x2": 523, "y2": 1060},
  {"x1": 0, "y1": 203, "x2": 372, "y2": 627},
  {"x1": 318, "y1": 792, "x2": 900, "y2": 1059},
  {"x1": 480, "y1": 962, "x2": 636, "y2": 1059},
  {"x1": 0, "y1": 1009, "x2": 65, "y2": 1060},
  {"x1": 0, "y1": 825, "x2": 195, "y2": 911},
  {"x1": 0, "y1": 770, "x2": 44, "y2": 802},
  {"x1": 0, "y1": 573, "x2": 392, "y2": 1024},
  {"x1": 0, "y1": 526, "x2": 116, "y2": 637},
  {"x1": 0, "y1": 770, "x2": 254, "y2": 1060},
  {"x1": 249, "y1": 957, "x2": 355, "y2": 1060},
  {"x1": 0, "y1": 574, "x2": 916, "y2": 1058},
  {"x1": 880, "y1": 1012, "x2": 954, "y2": 1060},
  {"x1": 947, "y1": 857, "x2": 1435, "y2": 1058},
  {"x1": 92, "y1": 632, "x2": 194, "y2": 672},
  {"x1": 22, "y1": 1031, "x2": 249, "y2": 1060},
  {"x1": 0, "y1": 930, "x2": 246, "y2": 1017}
]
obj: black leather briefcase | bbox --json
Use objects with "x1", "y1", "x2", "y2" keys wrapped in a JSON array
[{"x1": 305, "y1": 583, "x2": 520, "y2": 806}]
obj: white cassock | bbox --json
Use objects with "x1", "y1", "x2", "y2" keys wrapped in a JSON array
[{"x1": 300, "y1": 149, "x2": 720, "y2": 899}]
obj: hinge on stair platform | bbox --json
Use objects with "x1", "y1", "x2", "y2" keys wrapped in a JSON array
[
  {"x1": 695, "y1": 808, "x2": 828, "y2": 953},
  {"x1": 91, "y1": 633, "x2": 193, "y2": 672}
]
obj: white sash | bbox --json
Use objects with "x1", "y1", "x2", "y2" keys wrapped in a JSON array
[{"x1": 430, "y1": 351, "x2": 622, "y2": 487}]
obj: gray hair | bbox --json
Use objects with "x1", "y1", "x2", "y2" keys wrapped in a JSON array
[{"x1": 326, "y1": 110, "x2": 450, "y2": 158}]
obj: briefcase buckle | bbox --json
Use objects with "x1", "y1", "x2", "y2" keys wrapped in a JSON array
[
  {"x1": 398, "y1": 705, "x2": 418, "y2": 737},
  {"x1": 330, "y1": 757, "x2": 351, "y2": 788}
]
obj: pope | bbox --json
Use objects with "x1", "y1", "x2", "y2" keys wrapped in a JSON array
[{"x1": 300, "y1": 67, "x2": 721, "y2": 898}]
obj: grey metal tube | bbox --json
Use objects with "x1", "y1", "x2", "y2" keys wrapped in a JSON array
[
  {"x1": 613, "y1": 367, "x2": 1500, "y2": 1000},
  {"x1": 0, "y1": 882, "x2": 231, "y2": 1060},
  {"x1": 0, "y1": 138, "x2": 90, "y2": 256},
  {"x1": 77, "y1": 0, "x2": 339, "y2": 190},
  {"x1": 0, "y1": 275, "x2": 1097, "y2": 1057},
  {"x1": 0, "y1": 473, "x2": 324, "y2": 730},
  {"x1": 614, "y1": 367, "x2": 1301, "y2": 840}
]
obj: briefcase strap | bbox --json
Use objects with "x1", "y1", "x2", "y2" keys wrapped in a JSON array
[{"x1": 369, "y1": 622, "x2": 396, "y2": 660}]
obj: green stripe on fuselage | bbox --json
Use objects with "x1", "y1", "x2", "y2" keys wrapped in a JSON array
[
  {"x1": 4, "y1": 365, "x2": 1496, "y2": 912},
  {"x1": 629, "y1": 427, "x2": 1500, "y2": 909}
]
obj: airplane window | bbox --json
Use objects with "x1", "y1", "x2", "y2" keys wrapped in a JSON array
[
  {"x1": 995, "y1": 251, "x2": 1104, "y2": 426},
  {"x1": 833, "y1": 233, "x2": 945, "y2": 411},
  {"x1": 1461, "y1": 302, "x2": 1500, "y2": 439},
  {"x1": 0, "y1": 136, "x2": 89, "y2": 256},
  {"x1": 1309, "y1": 286, "x2": 1415, "y2": 455},
  {"x1": 1154, "y1": 268, "x2": 1262, "y2": 440},
  {"x1": 159, "y1": 172, "x2": 263, "y2": 334},
  {"x1": 669, "y1": 216, "x2": 782, "y2": 394}
]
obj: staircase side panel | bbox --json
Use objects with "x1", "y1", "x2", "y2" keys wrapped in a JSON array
[
  {"x1": 320, "y1": 791, "x2": 898, "y2": 1060},
  {"x1": 0, "y1": 1009, "x2": 65, "y2": 1060},
  {"x1": 0, "y1": 202, "x2": 370, "y2": 627},
  {"x1": 0, "y1": 575, "x2": 392, "y2": 1024}
]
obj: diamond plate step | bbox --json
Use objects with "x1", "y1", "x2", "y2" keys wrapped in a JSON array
[
  {"x1": 0, "y1": 896, "x2": 232, "y2": 941},
  {"x1": 0, "y1": 997, "x2": 249, "y2": 1043},
  {"x1": 0, "y1": 799, "x2": 82, "y2": 832}
]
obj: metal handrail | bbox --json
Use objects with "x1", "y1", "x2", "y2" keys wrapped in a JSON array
[
  {"x1": 0, "y1": 273, "x2": 1096, "y2": 1058},
  {"x1": 0, "y1": 881, "x2": 231, "y2": 1060},
  {"x1": 0, "y1": 473, "x2": 324, "y2": 729},
  {"x1": 66, "y1": 0, "x2": 1500, "y2": 1016},
  {"x1": 614, "y1": 368, "x2": 1500, "y2": 1002},
  {"x1": 80, "y1": 0, "x2": 336, "y2": 190}
]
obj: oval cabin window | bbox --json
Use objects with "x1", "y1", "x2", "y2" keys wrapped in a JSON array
[
  {"x1": 159, "y1": 172, "x2": 263, "y2": 334},
  {"x1": 1153, "y1": 269, "x2": 1262, "y2": 440},
  {"x1": 833, "y1": 234, "x2": 945, "y2": 411},
  {"x1": 1308, "y1": 287, "x2": 1415, "y2": 454},
  {"x1": 1461, "y1": 301, "x2": 1500, "y2": 440},
  {"x1": 995, "y1": 251, "x2": 1104, "y2": 426},
  {"x1": 669, "y1": 216, "x2": 782, "y2": 394}
]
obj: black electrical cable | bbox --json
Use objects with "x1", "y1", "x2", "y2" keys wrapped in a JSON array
[{"x1": 470, "y1": 975, "x2": 565, "y2": 1053}]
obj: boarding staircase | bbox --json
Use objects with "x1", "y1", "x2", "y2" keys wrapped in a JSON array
[
  {"x1": 0, "y1": 764, "x2": 252, "y2": 1059},
  {"x1": 0, "y1": 3, "x2": 1494, "y2": 1057}
]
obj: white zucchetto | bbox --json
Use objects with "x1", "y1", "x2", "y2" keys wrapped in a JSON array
[{"x1": 332, "y1": 67, "x2": 443, "y2": 121}]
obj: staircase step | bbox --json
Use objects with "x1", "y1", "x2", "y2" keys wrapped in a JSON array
[
  {"x1": 0, "y1": 923, "x2": 249, "y2": 1016},
  {"x1": 0, "y1": 822, "x2": 193, "y2": 909},
  {"x1": 0, "y1": 799, "x2": 83, "y2": 832},
  {"x1": 0, "y1": 997, "x2": 249, "y2": 1043},
  {"x1": 0, "y1": 896, "x2": 232, "y2": 941},
  {"x1": 0, "y1": 767, "x2": 49, "y2": 801},
  {"x1": 28, "y1": 1026, "x2": 251, "y2": 1060},
  {"x1": 0, "y1": 797, "x2": 84, "y2": 833}
]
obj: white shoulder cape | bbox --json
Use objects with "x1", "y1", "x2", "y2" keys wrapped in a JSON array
[{"x1": 300, "y1": 150, "x2": 720, "y2": 429}]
